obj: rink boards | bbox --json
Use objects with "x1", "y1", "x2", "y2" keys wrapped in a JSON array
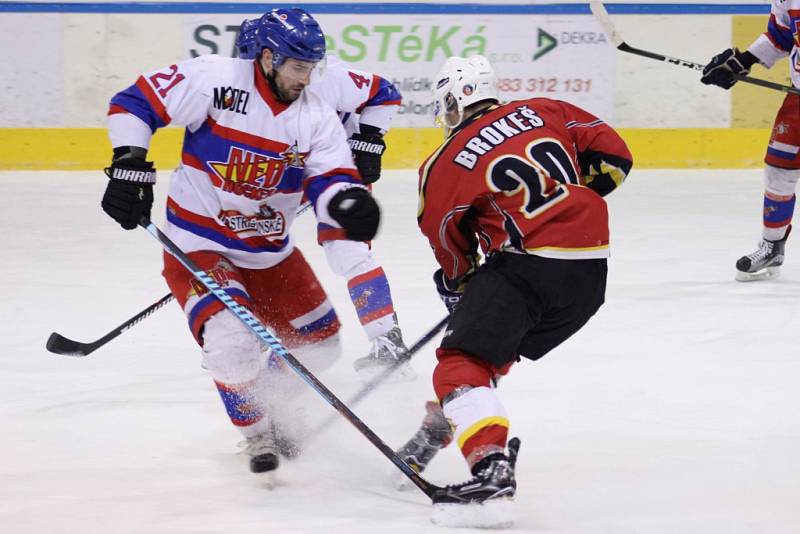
[{"x1": 0, "y1": 2, "x2": 788, "y2": 169}]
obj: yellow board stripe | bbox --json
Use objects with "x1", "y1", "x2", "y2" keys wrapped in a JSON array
[
  {"x1": 732, "y1": 15, "x2": 789, "y2": 129},
  {"x1": 0, "y1": 127, "x2": 771, "y2": 171},
  {"x1": 457, "y1": 416, "x2": 510, "y2": 449}
]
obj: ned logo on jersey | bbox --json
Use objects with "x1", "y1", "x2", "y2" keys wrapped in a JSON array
[{"x1": 207, "y1": 146, "x2": 302, "y2": 201}]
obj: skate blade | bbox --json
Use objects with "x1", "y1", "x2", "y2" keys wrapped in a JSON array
[
  {"x1": 356, "y1": 361, "x2": 418, "y2": 383},
  {"x1": 430, "y1": 497, "x2": 515, "y2": 529},
  {"x1": 735, "y1": 266, "x2": 781, "y2": 282}
]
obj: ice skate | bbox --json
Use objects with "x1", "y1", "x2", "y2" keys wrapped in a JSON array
[
  {"x1": 735, "y1": 226, "x2": 790, "y2": 282},
  {"x1": 430, "y1": 438, "x2": 520, "y2": 529},
  {"x1": 353, "y1": 326, "x2": 416, "y2": 382},
  {"x1": 240, "y1": 431, "x2": 279, "y2": 477},
  {"x1": 393, "y1": 401, "x2": 453, "y2": 491}
]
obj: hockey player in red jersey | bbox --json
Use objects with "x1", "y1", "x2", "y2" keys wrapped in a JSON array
[
  {"x1": 701, "y1": 3, "x2": 798, "y2": 281},
  {"x1": 100, "y1": 8, "x2": 412, "y2": 478},
  {"x1": 396, "y1": 55, "x2": 632, "y2": 525}
]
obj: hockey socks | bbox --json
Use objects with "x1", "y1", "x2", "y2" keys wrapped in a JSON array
[
  {"x1": 433, "y1": 350, "x2": 513, "y2": 467},
  {"x1": 763, "y1": 193, "x2": 795, "y2": 241},
  {"x1": 442, "y1": 386, "x2": 509, "y2": 468},
  {"x1": 347, "y1": 266, "x2": 396, "y2": 339},
  {"x1": 214, "y1": 379, "x2": 265, "y2": 429}
]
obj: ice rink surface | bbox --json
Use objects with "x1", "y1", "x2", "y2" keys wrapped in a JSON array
[{"x1": 2, "y1": 169, "x2": 799, "y2": 533}]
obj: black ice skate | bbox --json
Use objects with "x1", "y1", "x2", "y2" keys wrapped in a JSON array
[
  {"x1": 735, "y1": 226, "x2": 791, "y2": 282},
  {"x1": 432, "y1": 437, "x2": 520, "y2": 505},
  {"x1": 353, "y1": 326, "x2": 416, "y2": 381},
  {"x1": 241, "y1": 432, "x2": 279, "y2": 474},
  {"x1": 430, "y1": 438, "x2": 521, "y2": 529},
  {"x1": 393, "y1": 401, "x2": 453, "y2": 490}
]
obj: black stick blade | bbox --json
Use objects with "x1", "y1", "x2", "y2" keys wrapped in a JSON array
[{"x1": 46, "y1": 332, "x2": 95, "y2": 357}]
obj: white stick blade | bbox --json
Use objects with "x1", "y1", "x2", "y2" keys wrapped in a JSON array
[{"x1": 589, "y1": 0, "x2": 625, "y2": 47}]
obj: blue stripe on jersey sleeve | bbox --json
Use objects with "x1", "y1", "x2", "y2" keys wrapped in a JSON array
[
  {"x1": 110, "y1": 84, "x2": 167, "y2": 132},
  {"x1": 276, "y1": 168, "x2": 304, "y2": 193},
  {"x1": 364, "y1": 77, "x2": 401, "y2": 108},
  {"x1": 768, "y1": 15, "x2": 795, "y2": 52},
  {"x1": 305, "y1": 175, "x2": 361, "y2": 207}
]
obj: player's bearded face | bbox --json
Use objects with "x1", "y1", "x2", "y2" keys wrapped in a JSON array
[{"x1": 273, "y1": 58, "x2": 317, "y2": 102}]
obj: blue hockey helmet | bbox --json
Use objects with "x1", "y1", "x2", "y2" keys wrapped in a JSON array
[
  {"x1": 251, "y1": 8, "x2": 326, "y2": 67},
  {"x1": 236, "y1": 18, "x2": 259, "y2": 60}
]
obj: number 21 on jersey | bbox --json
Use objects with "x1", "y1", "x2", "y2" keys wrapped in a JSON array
[{"x1": 149, "y1": 64, "x2": 186, "y2": 98}]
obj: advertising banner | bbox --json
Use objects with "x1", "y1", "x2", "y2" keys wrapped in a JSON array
[{"x1": 185, "y1": 14, "x2": 614, "y2": 126}]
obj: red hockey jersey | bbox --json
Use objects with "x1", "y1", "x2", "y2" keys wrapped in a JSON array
[{"x1": 418, "y1": 98, "x2": 633, "y2": 281}]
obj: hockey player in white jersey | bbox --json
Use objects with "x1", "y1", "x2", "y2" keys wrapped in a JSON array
[
  {"x1": 702, "y1": 4, "x2": 797, "y2": 281},
  {"x1": 233, "y1": 16, "x2": 410, "y2": 378},
  {"x1": 100, "y1": 8, "x2": 412, "y2": 476},
  {"x1": 237, "y1": 17, "x2": 400, "y2": 185}
]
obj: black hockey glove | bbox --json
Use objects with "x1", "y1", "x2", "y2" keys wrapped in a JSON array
[
  {"x1": 348, "y1": 126, "x2": 386, "y2": 185},
  {"x1": 102, "y1": 146, "x2": 156, "y2": 230},
  {"x1": 328, "y1": 187, "x2": 380, "y2": 241},
  {"x1": 433, "y1": 268, "x2": 463, "y2": 314},
  {"x1": 701, "y1": 48, "x2": 758, "y2": 90}
]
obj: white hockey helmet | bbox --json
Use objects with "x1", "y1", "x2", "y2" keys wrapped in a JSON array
[{"x1": 432, "y1": 54, "x2": 499, "y2": 128}]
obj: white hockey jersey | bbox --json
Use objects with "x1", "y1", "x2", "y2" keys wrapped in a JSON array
[
  {"x1": 108, "y1": 54, "x2": 362, "y2": 269},
  {"x1": 308, "y1": 55, "x2": 401, "y2": 136},
  {"x1": 748, "y1": 2, "x2": 800, "y2": 88}
]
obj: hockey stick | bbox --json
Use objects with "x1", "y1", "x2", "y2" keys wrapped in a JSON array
[
  {"x1": 311, "y1": 315, "x2": 449, "y2": 437},
  {"x1": 589, "y1": 0, "x2": 800, "y2": 96},
  {"x1": 140, "y1": 218, "x2": 443, "y2": 499},
  {"x1": 46, "y1": 293, "x2": 175, "y2": 356},
  {"x1": 46, "y1": 202, "x2": 315, "y2": 358}
]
